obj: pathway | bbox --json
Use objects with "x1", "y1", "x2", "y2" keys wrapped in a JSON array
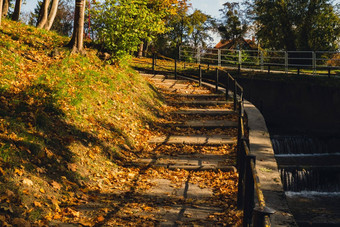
[{"x1": 126, "y1": 73, "x2": 242, "y2": 226}]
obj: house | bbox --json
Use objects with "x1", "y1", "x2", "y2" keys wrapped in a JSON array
[{"x1": 214, "y1": 37, "x2": 258, "y2": 51}]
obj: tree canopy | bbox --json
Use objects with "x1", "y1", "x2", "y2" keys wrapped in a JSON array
[
  {"x1": 248, "y1": 0, "x2": 340, "y2": 51},
  {"x1": 91, "y1": 0, "x2": 177, "y2": 60}
]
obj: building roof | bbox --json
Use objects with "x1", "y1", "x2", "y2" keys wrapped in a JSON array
[{"x1": 214, "y1": 38, "x2": 257, "y2": 50}]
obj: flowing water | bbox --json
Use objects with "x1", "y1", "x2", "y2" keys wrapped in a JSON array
[{"x1": 271, "y1": 135, "x2": 340, "y2": 226}]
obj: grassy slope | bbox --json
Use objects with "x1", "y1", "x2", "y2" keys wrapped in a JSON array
[{"x1": 0, "y1": 19, "x2": 163, "y2": 225}]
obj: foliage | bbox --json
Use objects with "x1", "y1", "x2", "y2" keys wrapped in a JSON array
[
  {"x1": 154, "y1": 0, "x2": 214, "y2": 57},
  {"x1": 218, "y1": 2, "x2": 248, "y2": 42},
  {"x1": 248, "y1": 0, "x2": 340, "y2": 51},
  {"x1": 91, "y1": 0, "x2": 176, "y2": 60},
  {"x1": 187, "y1": 9, "x2": 214, "y2": 48}
]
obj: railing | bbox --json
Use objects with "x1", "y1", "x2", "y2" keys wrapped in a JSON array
[
  {"x1": 179, "y1": 45, "x2": 340, "y2": 77},
  {"x1": 132, "y1": 54, "x2": 276, "y2": 226}
]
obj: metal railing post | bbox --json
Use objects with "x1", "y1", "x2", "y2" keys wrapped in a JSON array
[
  {"x1": 175, "y1": 59, "x2": 177, "y2": 79},
  {"x1": 225, "y1": 75, "x2": 229, "y2": 100},
  {"x1": 312, "y1": 51, "x2": 316, "y2": 75},
  {"x1": 233, "y1": 79, "x2": 237, "y2": 111},
  {"x1": 243, "y1": 155, "x2": 256, "y2": 227},
  {"x1": 260, "y1": 51, "x2": 264, "y2": 71},
  {"x1": 285, "y1": 51, "x2": 288, "y2": 74},
  {"x1": 237, "y1": 140, "x2": 246, "y2": 209},
  {"x1": 199, "y1": 65, "x2": 202, "y2": 87},
  {"x1": 215, "y1": 68, "x2": 219, "y2": 92}
]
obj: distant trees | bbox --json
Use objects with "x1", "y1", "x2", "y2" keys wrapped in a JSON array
[
  {"x1": 248, "y1": 0, "x2": 340, "y2": 51},
  {"x1": 218, "y1": 2, "x2": 248, "y2": 42},
  {"x1": 153, "y1": 0, "x2": 214, "y2": 57}
]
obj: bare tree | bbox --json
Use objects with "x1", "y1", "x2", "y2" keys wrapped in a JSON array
[
  {"x1": 12, "y1": 0, "x2": 22, "y2": 21},
  {"x1": 44, "y1": 0, "x2": 59, "y2": 30},
  {"x1": 67, "y1": 0, "x2": 85, "y2": 53},
  {"x1": 2, "y1": 0, "x2": 8, "y2": 17},
  {"x1": 37, "y1": 0, "x2": 50, "y2": 28}
]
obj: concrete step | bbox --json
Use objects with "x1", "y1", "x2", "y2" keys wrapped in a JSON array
[
  {"x1": 148, "y1": 135, "x2": 236, "y2": 145},
  {"x1": 158, "y1": 87, "x2": 210, "y2": 94},
  {"x1": 168, "y1": 100, "x2": 233, "y2": 106},
  {"x1": 167, "y1": 94, "x2": 225, "y2": 99},
  {"x1": 141, "y1": 73, "x2": 175, "y2": 79},
  {"x1": 151, "y1": 78, "x2": 188, "y2": 84},
  {"x1": 172, "y1": 120, "x2": 237, "y2": 128},
  {"x1": 130, "y1": 155, "x2": 236, "y2": 171},
  {"x1": 174, "y1": 109, "x2": 235, "y2": 115}
]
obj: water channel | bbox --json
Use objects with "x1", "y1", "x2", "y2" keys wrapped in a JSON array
[{"x1": 270, "y1": 134, "x2": 340, "y2": 226}]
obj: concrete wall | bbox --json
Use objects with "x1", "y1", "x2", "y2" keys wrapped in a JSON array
[{"x1": 237, "y1": 78, "x2": 340, "y2": 134}]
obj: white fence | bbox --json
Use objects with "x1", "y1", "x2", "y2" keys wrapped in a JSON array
[{"x1": 179, "y1": 45, "x2": 340, "y2": 75}]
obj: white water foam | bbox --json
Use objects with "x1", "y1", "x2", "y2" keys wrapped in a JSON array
[
  {"x1": 275, "y1": 153, "x2": 340, "y2": 157},
  {"x1": 286, "y1": 191, "x2": 340, "y2": 198}
]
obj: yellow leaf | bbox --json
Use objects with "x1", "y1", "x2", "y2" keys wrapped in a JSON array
[
  {"x1": 33, "y1": 201, "x2": 42, "y2": 207},
  {"x1": 51, "y1": 181, "x2": 62, "y2": 190},
  {"x1": 39, "y1": 188, "x2": 45, "y2": 193},
  {"x1": 97, "y1": 216, "x2": 105, "y2": 222}
]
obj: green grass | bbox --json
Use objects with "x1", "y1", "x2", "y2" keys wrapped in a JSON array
[{"x1": 0, "y1": 19, "x2": 164, "y2": 224}]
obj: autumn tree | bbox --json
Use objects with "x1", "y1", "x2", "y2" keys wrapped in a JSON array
[
  {"x1": 187, "y1": 10, "x2": 213, "y2": 48},
  {"x1": 153, "y1": 0, "x2": 191, "y2": 57},
  {"x1": 248, "y1": 0, "x2": 340, "y2": 51},
  {"x1": 92, "y1": 0, "x2": 176, "y2": 60},
  {"x1": 67, "y1": 0, "x2": 85, "y2": 53},
  {"x1": 137, "y1": 0, "x2": 178, "y2": 57},
  {"x1": 218, "y1": 2, "x2": 248, "y2": 43}
]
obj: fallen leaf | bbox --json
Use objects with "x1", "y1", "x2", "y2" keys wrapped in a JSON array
[
  {"x1": 96, "y1": 216, "x2": 105, "y2": 222},
  {"x1": 33, "y1": 201, "x2": 42, "y2": 207},
  {"x1": 67, "y1": 163, "x2": 77, "y2": 172},
  {"x1": 39, "y1": 188, "x2": 45, "y2": 193},
  {"x1": 22, "y1": 178, "x2": 33, "y2": 186},
  {"x1": 51, "y1": 181, "x2": 62, "y2": 190},
  {"x1": 15, "y1": 168, "x2": 24, "y2": 176}
]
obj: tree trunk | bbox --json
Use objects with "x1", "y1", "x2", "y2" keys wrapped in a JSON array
[
  {"x1": 144, "y1": 41, "x2": 149, "y2": 57},
  {"x1": 2, "y1": 0, "x2": 8, "y2": 17},
  {"x1": 44, "y1": 0, "x2": 59, "y2": 30},
  {"x1": 68, "y1": 0, "x2": 85, "y2": 53},
  {"x1": 137, "y1": 42, "x2": 143, "y2": 58},
  {"x1": 12, "y1": 0, "x2": 22, "y2": 21},
  {"x1": 0, "y1": 0, "x2": 3, "y2": 26},
  {"x1": 37, "y1": 0, "x2": 50, "y2": 28}
]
